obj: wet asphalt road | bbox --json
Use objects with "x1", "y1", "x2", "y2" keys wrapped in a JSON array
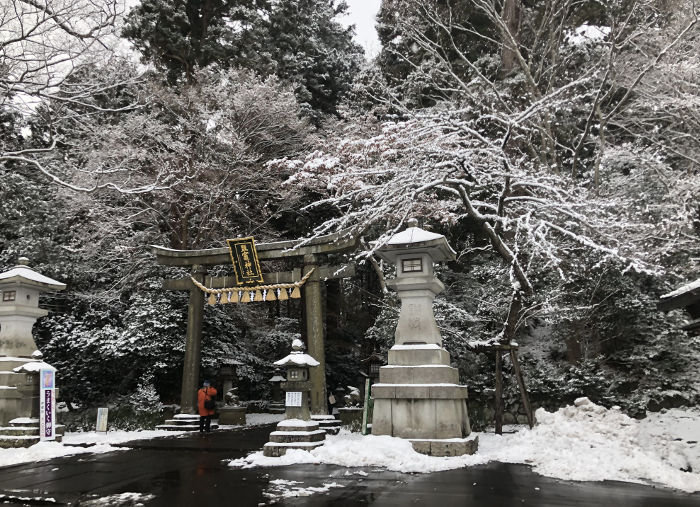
[{"x1": 0, "y1": 424, "x2": 698, "y2": 507}]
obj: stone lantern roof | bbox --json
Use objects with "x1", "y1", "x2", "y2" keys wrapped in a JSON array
[
  {"x1": 376, "y1": 219, "x2": 456, "y2": 264},
  {"x1": 273, "y1": 339, "x2": 320, "y2": 368},
  {"x1": 0, "y1": 258, "x2": 66, "y2": 291}
]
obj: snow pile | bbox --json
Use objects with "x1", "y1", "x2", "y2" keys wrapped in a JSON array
[
  {"x1": 0, "y1": 429, "x2": 186, "y2": 468},
  {"x1": 229, "y1": 432, "x2": 488, "y2": 473},
  {"x1": 230, "y1": 399, "x2": 700, "y2": 492},
  {"x1": 0, "y1": 441, "x2": 121, "y2": 468},
  {"x1": 486, "y1": 398, "x2": 700, "y2": 492}
]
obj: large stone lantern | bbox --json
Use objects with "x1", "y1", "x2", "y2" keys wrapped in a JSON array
[
  {"x1": 263, "y1": 339, "x2": 326, "y2": 457},
  {"x1": 0, "y1": 257, "x2": 66, "y2": 358},
  {"x1": 0, "y1": 258, "x2": 66, "y2": 445},
  {"x1": 371, "y1": 220, "x2": 478, "y2": 456}
]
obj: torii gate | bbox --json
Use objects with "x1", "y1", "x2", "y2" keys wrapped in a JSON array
[{"x1": 152, "y1": 231, "x2": 358, "y2": 415}]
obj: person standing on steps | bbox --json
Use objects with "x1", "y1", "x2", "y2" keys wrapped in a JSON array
[{"x1": 198, "y1": 380, "x2": 217, "y2": 433}]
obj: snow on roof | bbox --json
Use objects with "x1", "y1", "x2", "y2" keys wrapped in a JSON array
[
  {"x1": 661, "y1": 279, "x2": 700, "y2": 300},
  {"x1": 0, "y1": 266, "x2": 65, "y2": 289},
  {"x1": 13, "y1": 361, "x2": 56, "y2": 373},
  {"x1": 387, "y1": 227, "x2": 444, "y2": 245},
  {"x1": 274, "y1": 353, "x2": 320, "y2": 368}
]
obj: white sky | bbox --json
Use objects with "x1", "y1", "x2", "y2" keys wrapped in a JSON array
[{"x1": 340, "y1": 0, "x2": 382, "y2": 58}]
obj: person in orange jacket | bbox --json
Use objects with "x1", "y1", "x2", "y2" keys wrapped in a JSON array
[{"x1": 197, "y1": 380, "x2": 217, "y2": 433}]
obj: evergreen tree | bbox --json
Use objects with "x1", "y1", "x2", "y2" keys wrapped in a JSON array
[
  {"x1": 123, "y1": 0, "x2": 363, "y2": 114},
  {"x1": 123, "y1": 0, "x2": 271, "y2": 83},
  {"x1": 265, "y1": 0, "x2": 364, "y2": 115}
]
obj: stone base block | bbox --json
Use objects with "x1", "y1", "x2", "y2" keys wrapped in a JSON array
[
  {"x1": 409, "y1": 435, "x2": 479, "y2": 456},
  {"x1": 379, "y1": 365, "x2": 458, "y2": 384},
  {"x1": 218, "y1": 406, "x2": 246, "y2": 426},
  {"x1": 263, "y1": 418, "x2": 326, "y2": 457},
  {"x1": 388, "y1": 346, "x2": 451, "y2": 366},
  {"x1": 337, "y1": 407, "x2": 363, "y2": 432},
  {"x1": 372, "y1": 397, "x2": 471, "y2": 439},
  {"x1": 262, "y1": 440, "x2": 325, "y2": 457},
  {"x1": 268, "y1": 429, "x2": 326, "y2": 443}
]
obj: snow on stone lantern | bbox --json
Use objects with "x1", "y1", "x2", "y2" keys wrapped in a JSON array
[
  {"x1": 370, "y1": 219, "x2": 478, "y2": 456},
  {"x1": 263, "y1": 339, "x2": 326, "y2": 457},
  {"x1": 0, "y1": 257, "x2": 65, "y2": 358},
  {"x1": 0, "y1": 257, "x2": 66, "y2": 446}
]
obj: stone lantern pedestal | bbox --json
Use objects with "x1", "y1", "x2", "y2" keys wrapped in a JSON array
[
  {"x1": 263, "y1": 339, "x2": 326, "y2": 457},
  {"x1": 0, "y1": 258, "x2": 66, "y2": 447},
  {"x1": 371, "y1": 220, "x2": 478, "y2": 456}
]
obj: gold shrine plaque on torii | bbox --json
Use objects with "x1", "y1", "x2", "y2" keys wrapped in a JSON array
[{"x1": 227, "y1": 237, "x2": 264, "y2": 285}]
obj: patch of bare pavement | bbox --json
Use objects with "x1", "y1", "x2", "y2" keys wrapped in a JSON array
[{"x1": 0, "y1": 424, "x2": 698, "y2": 506}]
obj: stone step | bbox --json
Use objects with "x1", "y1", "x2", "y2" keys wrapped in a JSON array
[
  {"x1": 4, "y1": 421, "x2": 65, "y2": 435},
  {"x1": 268, "y1": 429, "x2": 326, "y2": 443},
  {"x1": 0, "y1": 434, "x2": 63, "y2": 448},
  {"x1": 310, "y1": 415, "x2": 341, "y2": 435},
  {"x1": 262, "y1": 440, "x2": 325, "y2": 457},
  {"x1": 276, "y1": 419, "x2": 320, "y2": 432},
  {"x1": 269, "y1": 403, "x2": 285, "y2": 414},
  {"x1": 0, "y1": 426, "x2": 41, "y2": 436},
  {"x1": 9, "y1": 417, "x2": 39, "y2": 426},
  {"x1": 409, "y1": 435, "x2": 478, "y2": 457}
]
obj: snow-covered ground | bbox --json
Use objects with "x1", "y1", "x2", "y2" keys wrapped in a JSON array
[
  {"x1": 0, "y1": 413, "x2": 283, "y2": 469},
  {"x1": 1, "y1": 405, "x2": 698, "y2": 494},
  {"x1": 230, "y1": 399, "x2": 700, "y2": 493}
]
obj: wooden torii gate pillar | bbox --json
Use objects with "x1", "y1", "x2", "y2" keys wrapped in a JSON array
[{"x1": 152, "y1": 232, "x2": 357, "y2": 415}]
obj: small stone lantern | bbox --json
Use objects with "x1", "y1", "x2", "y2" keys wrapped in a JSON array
[
  {"x1": 218, "y1": 359, "x2": 242, "y2": 398},
  {"x1": 361, "y1": 352, "x2": 384, "y2": 382},
  {"x1": 263, "y1": 339, "x2": 326, "y2": 457},
  {"x1": 268, "y1": 369, "x2": 286, "y2": 414},
  {"x1": 217, "y1": 359, "x2": 245, "y2": 425}
]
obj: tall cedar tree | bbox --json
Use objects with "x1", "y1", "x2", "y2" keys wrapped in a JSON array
[{"x1": 123, "y1": 0, "x2": 363, "y2": 115}]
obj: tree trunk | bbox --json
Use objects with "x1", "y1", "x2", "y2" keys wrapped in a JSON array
[{"x1": 501, "y1": 0, "x2": 521, "y2": 73}]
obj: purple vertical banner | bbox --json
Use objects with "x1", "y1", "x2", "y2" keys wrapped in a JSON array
[{"x1": 39, "y1": 369, "x2": 56, "y2": 441}]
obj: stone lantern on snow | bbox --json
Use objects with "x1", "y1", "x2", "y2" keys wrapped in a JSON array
[
  {"x1": 268, "y1": 368, "x2": 286, "y2": 414},
  {"x1": 262, "y1": 339, "x2": 326, "y2": 457},
  {"x1": 370, "y1": 219, "x2": 478, "y2": 456},
  {"x1": 0, "y1": 257, "x2": 66, "y2": 444}
]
